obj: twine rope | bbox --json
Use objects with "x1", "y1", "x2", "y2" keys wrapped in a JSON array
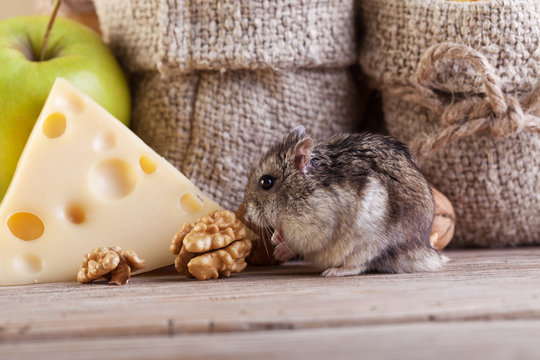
[{"x1": 383, "y1": 42, "x2": 540, "y2": 160}]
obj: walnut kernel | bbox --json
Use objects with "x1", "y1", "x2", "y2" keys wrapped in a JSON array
[
  {"x1": 171, "y1": 210, "x2": 251, "y2": 280},
  {"x1": 183, "y1": 211, "x2": 246, "y2": 253},
  {"x1": 77, "y1": 246, "x2": 146, "y2": 285},
  {"x1": 187, "y1": 239, "x2": 252, "y2": 280}
]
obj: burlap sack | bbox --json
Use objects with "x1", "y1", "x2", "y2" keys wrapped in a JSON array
[
  {"x1": 360, "y1": 0, "x2": 540, "y2": 247},
  {"x1": 94, "y1": 0, "x2": 361, "y2": 210}
]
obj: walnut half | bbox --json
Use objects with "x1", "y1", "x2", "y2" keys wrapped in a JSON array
[
  {"x1": 171, "y1": 210, "x2": 252, "y2": 280},
  {"x1": 187, "y1": 240, "x2": 252, "y2": 280},
  {"x1": 77, "y1": 246, "x2": 147, "y2": 285}
]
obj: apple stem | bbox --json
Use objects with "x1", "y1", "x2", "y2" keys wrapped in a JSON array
[{"x1": 39, "y1": 0, "x2": 62, "y2": 61}]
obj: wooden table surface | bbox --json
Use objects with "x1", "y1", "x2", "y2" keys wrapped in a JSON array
[{"x1": 1, "y1": 248, "x2": 540, "y2": 360}]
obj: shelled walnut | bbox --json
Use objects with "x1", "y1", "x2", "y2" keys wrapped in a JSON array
[
  {"x1": 170, "y1": 210, "x2": 252, "y2": 280},
  {"x1": 430, "y1": 187, "x2": 456, "y2": 250},
  {"x1": 77, "y1": 246, "x2": 146, "y2": 285}
]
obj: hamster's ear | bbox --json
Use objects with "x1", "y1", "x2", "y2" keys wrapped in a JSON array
[
  {"x1": 288, "y1": 126, "x2": 307, "y2": 140},
  {"x1": 293, "y1": 137, "x2": 314, "y2": 173}
]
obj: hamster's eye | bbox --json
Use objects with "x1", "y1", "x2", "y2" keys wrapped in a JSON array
[{"x1": 259, "y1": 175, "x2": 275, "y2": 190}]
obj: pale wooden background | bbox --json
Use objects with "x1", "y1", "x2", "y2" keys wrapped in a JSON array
[{"x1": 2, "y1": 248, "x2": 540, "y2": 359}]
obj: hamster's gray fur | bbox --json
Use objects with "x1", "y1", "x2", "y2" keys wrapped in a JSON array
[{"x1": 243, "y1": 126, "x2": 446, "y2": 277}]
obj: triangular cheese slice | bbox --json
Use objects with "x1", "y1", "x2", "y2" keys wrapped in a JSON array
[{"x1": 0, "y1": 78, "x2": 222, "y2": 285}]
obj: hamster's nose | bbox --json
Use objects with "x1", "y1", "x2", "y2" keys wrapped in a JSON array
[
  {"x1": 243, "y1": 203, "x2": 256, "y2": 224},
  {"x1": 244, "y1": 210, "x2": 253, "y2": 224}
]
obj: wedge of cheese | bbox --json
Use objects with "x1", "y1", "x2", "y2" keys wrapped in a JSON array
[{"x1": 0, "y1": 78, "x2": 222, "y2": 285}]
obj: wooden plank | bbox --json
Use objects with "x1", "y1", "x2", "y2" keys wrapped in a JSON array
[
  {"x1": 2, "y1": 320, "x2": 540, "y2": 360},
  {"x1": 1, "y1": 249, "x2": 540, "y2": 341}
]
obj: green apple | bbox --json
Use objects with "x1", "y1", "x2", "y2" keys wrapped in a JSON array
[{"x1": 0, "y1": 16, "x2": 130, "y2": 202}]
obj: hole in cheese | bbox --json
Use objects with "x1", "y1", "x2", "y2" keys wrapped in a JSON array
[
  {"x1": 42, "y1": 112, "x2": 67, "y2": 139},
  {"x1": 89, "y1": 159, "x2": 137, "y2": 200},
  {"x1": 54, "y1": 91, "x2": 85, "y2": 114},
  {"x1": 93, "y1": 132, "x2": 117, "y2": 151},
  {"x1": 64, "y1": 202, "x2": 86, "y2": 224},
  {"x1": 13, "y1": 253, "x2": 43, "y2": 275},
  {"x1": 7, "y1": 212, "x2": 45, "y2": 241},
  {"x1": 180, "y1": 193, "x2": 203, "y2": 214},
  {"x1": 139, "y1": 155, "x2": 157, "y2": 174}
]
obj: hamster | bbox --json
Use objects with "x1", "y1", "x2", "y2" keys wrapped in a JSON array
[{"x1": 242, "y1": 126, "x2": 446, "y2": 277}]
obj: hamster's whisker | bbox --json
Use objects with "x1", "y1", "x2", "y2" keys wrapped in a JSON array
[
  {"x1": 258, "y1": 228, "x2": 271, "y2": 259},
  {"x1": 262, "y1": 226, "x2": 273, "y2": 258}
]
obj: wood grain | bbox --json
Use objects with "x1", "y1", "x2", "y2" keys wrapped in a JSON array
[
  {"x1": 1, "y1": 248, "x2": 540, "y2": 358},
  {"x1": 2, "y1": 321, "x2": 540, "y2": 360}
]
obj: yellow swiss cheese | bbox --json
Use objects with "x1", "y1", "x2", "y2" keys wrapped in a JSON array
[{"x1": 0, "y1": 78, "x2": 222, "y2": 285}]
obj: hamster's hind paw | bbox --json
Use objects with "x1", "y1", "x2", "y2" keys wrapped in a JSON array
[{"x1": 321, "y1": 266, "x2": 363, "y2": 277}]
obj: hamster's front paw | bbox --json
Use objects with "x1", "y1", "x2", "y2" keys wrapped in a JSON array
[
  {"x1": 271, "y1": 229, "x2": 284, "y2": 245},
  {"x1": 273, "y1": 242, "x2": 295, "y2": 262},
  {"x1": 321, "y1": 266, "x2": 363, "y2": 278}
]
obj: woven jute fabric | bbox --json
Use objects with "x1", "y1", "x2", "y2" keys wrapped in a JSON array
[
  {"x1": 94, "y1": 0, "x2": 357, "y2": 74},
  {"x1": 359, "y1": 0, "x2": 540, "y2": 247},
  {"x1": 94, "y1": 0, "x2": 361, "y2": 210},
  {"x1": 37, "y1": 0, "x2": 96, "y2": 16}
]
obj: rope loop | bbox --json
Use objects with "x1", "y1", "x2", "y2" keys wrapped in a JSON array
[{"x1": 384, "y1": 42, "x2": 540, "y2": 159}]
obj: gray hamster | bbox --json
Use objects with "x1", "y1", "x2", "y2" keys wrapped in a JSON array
[{"x1": 242, "y1": 126, "x2": 446, "y2": 277}]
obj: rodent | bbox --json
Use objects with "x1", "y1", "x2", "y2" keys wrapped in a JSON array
[{"x1": 242, "y1": 126, "x2": 446, "y2": 277}]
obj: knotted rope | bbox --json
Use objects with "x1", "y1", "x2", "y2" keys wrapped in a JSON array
[{"x1": 384, "y1": 42, "x2": 540, "y2": 161}]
